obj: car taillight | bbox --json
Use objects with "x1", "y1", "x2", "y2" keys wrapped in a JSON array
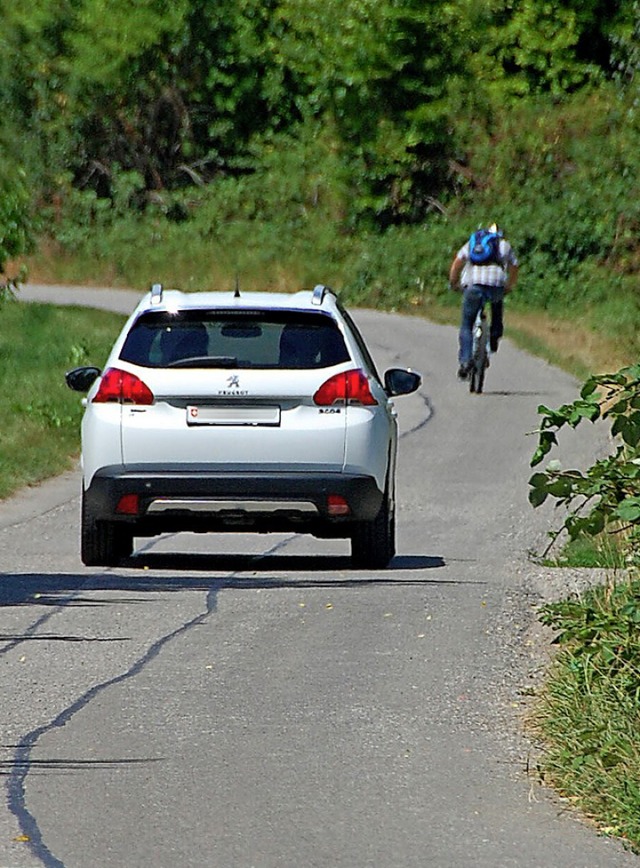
[
  {"x1": 92, "y1": 367, "x2": 154, "y2": 405},
  {"x1": 313, "y1": 369, "x2": 378, "y2": 406},
  {"x1": 327, "y1": 494, "x2": 351, "y2": 516},
  {"x1": 116, "y1": 494, "x2": 140, "y2": 515}
]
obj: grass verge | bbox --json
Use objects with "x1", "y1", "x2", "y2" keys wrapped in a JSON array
[
  {"x1": 0, "y1": 298, "x2": 125, "y2": 499},
  {"x1": 542, "y1": 533, "x2": 629, "y2": 570},
  {"x1": 530, "y1": 574, "x2": 640, "y2": 852}
]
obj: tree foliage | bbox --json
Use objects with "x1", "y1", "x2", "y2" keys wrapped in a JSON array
[
  {"x1": 0, "y1": 0, "x2": 633, "y2": 227},
  {"x1": 472, "y1": 0, "x2": 629, "y2": 97},
  {"x1": 0, "y1": 138, "x2": 35, "y2": 279}
]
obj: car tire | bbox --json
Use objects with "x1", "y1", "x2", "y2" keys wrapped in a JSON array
[
  {"x1": 81, "y1": 492, "x2": 133, "y2": 566},
  {"x1": 351, "y1": 490, "x2": 396, "y2": 569}
]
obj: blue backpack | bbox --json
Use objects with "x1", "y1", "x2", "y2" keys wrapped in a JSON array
[{"x1": 468, "y1": 228, "x2": 502, "y2": 265}]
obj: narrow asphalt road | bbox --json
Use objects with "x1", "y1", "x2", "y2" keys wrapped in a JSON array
[{"x1": 0, "y1": 283, "x2": 632, "y2": 868}]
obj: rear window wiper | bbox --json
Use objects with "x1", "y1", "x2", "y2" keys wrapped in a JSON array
[{"x1": 166, "y1": 356, "x2": 239, "y2": 369}]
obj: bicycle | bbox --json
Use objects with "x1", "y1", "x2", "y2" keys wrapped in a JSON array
[{"x1": 468, "y1": 303, "x2": 490, "y2": 394}]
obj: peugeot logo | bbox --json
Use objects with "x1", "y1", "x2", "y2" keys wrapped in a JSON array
[{"x1": 218, "y1": 374, "x2": 248, "y2": 396}]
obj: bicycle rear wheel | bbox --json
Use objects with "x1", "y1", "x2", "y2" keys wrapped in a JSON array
[
  {"x1": 469, "y1": 363, "x2": 477, "y2": 393},
  {"x1": 469, "y1": 362, "x2": 485, "y2": 394},
  {"x1": 469, "y1": 313, "x2": 488, "y2": 394}
]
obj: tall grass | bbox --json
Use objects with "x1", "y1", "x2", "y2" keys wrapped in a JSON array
[
  {"x1": 0, "y1": 299, "x2": 125, "y2": 498},
  {"x1": 531, "y1": 576, "x2": 640, "y2": 851}
]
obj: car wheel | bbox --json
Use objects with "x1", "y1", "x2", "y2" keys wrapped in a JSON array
[
  {"x1": 351, "y1": 491, "x2": 396, "y2": 569},
  {"x1": 81, "y1": 492, "x2": 133, "y2": 566}
]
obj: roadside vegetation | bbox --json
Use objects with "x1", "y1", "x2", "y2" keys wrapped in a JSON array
[
  {"x1": 0, "y1": 294, "x2": 124, "y2": 498},
  {"x1": 2, "y1": 0, "x2": 640, "y2": 847},
  {"x1": 530, "y1": 576, "x2": 640, "y2": 850},
  {"x1": 529, "y1": 366, "x2": 640, "y2": 850}
]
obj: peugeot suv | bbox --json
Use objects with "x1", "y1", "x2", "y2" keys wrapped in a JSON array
[{"x1": 66, "y1": 284, "x2": 421, "y2": 568}]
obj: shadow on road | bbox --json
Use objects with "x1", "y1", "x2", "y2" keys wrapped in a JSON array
[
  {"x1": 0, "y1": 552, "x2": 495, "y2": 610},
  {"x1": 125, "y1": 551, "x2": 445, "y2": 572},
  {"x1": 471, "y1": 390, "x2": 548, "y2": 397}
]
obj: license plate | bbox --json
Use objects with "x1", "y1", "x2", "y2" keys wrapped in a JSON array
[{"x1": 186, "y1": 406, "x2": 281, "y2": 426}]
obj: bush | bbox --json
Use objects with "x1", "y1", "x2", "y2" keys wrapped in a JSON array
[
  {"x1": 0, "y1": 162, "x2": 35, "y2": 276},
  {"x1": 529, "y1": 364, "x2": 640, "y2": 566}
]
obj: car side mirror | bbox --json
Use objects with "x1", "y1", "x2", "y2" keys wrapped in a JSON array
[
  {"x1": 65, "y1": 366, "x2": 102, "y2": 392},
  {"x1": 384, "y1": 368, "x2": 422, "y2": 397}
]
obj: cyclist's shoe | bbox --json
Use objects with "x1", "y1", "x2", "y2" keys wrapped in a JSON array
[
  {"x1": 457, "y1": 363, "x2": 470, "y2": 380},
  {"x1": 490, "y1": 336, "x2": 499, "y2": 353}
]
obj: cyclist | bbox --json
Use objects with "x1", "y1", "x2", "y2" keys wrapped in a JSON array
[{"x1": 448, "y1": 223, "x2": 519, "y2": 379}]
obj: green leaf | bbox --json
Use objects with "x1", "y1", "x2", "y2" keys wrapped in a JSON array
[
  {"x1": 574, "y1": 401, "x2": 600, "y2": 422},
  {"x1": 546, "y1": 476, "x2": 577, "y2": 498},
  {"x1": 580, "y1": 379, "x2": 598, "y2": 398},
  {"x1": 529, "y1": 487, "x2": 549, "y2": 507},
  {"x1": 613, "y1": 498, "x2": 640, "y2": 523},
  {"x1": 530, "y1": 430, "x2": 558, "y2": 467},
  {"x1": 622, "y1": 412, "x2": 640, "y2": 448},
  {"x1": 611, "y1": 415, "x2": 626, "y2": 438},
  {"x1": 528, "y1": 472, "x2": 550, "y2": 506}
]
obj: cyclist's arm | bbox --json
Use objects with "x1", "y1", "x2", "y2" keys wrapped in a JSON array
[
  {"x1": 504, "y1": 263, "x2": 519, "y2": 294},
  {"x1": 449, "y1": 254, "x2": 465, "y2": 288}
]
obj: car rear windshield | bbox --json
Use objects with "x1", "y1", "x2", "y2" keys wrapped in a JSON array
[{"x1": 119, "y1": 310, "x2": 351, "y2": 370}]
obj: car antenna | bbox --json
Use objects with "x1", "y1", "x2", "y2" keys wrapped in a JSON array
[{"x1": 234, "y1": 274, "x2": 241, "y2": 298}]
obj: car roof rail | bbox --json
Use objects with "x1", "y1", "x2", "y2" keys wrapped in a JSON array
[
  {"x1": 150, "y1": 283, "x2": 163, "y2": 304},
  {"x1": 311, "y1": 284, "x2": 334, "y2": 306}
]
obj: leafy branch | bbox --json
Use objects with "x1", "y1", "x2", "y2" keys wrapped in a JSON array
[{"x1": 529, "y1": 365, "x2": 640, "y2": 560}]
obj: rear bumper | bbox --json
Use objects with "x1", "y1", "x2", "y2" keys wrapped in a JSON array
[{"x1": 84, "y1": 464, "x2": 384, "y2": 536}]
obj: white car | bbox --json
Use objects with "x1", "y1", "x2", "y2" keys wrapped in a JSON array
[{"x1": 66, "y1": 284, "x2": 421, "y2": 568}]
